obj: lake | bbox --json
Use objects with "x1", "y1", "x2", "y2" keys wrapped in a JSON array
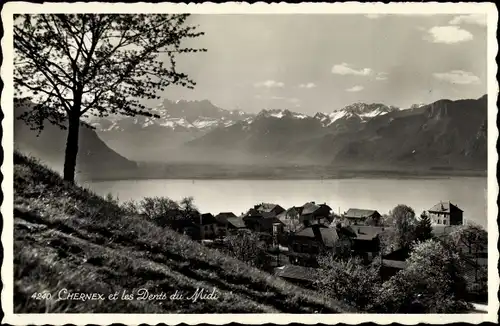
[{"x1": 84, "y1": 177, "x2": 488, "y2": 228}]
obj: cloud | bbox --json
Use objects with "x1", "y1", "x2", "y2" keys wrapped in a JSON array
[
  {"x1": 332, "y1": 63, "x2": 373, "y2": 76},
  {"x1": 449, "y1": 14, "x2": 487, "y2": 27},
  {"x1": 298, "y1": 82, "x2": 316, "y2": 89},
  {"x1": 433, "y1": 70, "x2": 481, "y2": 85},
  {"x1": 254, "y1": 80, "x2": 285, "y2": 88},
  {"x1": 425, "y1": 26, "x2": 474, "y2": 44},
  {"x1": 346, "y1": 85, "x2": 364, "y2": 92},
  {"x1": 375, "y1": 72, "x2": 389, "y2": 81}
]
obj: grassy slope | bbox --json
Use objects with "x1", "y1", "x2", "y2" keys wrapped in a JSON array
[{"x1": 13, "y1": 152, "x2": 353, "y2": 313}]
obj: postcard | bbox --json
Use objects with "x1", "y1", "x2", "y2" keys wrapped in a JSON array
[{"x1": 1, "y1": 1, "x2": 498, "y2": 325}]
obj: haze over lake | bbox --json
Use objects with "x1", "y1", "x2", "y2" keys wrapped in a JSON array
[{"x1": 85, "y1": 177, "x2": 488, "y2": 228}]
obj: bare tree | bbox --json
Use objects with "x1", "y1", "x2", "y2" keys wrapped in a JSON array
[{"x1": 14, "y1": 14, "x2": 206, "y2": 182}]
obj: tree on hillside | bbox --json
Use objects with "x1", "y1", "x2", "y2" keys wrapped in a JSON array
[
  {"x1": 14, "y1": 14, "x2": 206, "y2": 182},
  {"x1": 448, "y1": 223, "x2": 487, "y2": 283},
  {"x1": 315, "y1": 254, "x2": 381, "y2": 311},
  {"x1": 225, "y1": 231, "x2": 269, "y2": 269},
  {"x1": 414, "y1": 212, "x2": 433, "y2": 242},
  {"x1": 374, "y1": 239, "x2": 469, "y2": 313},
  {"x1": 449, "y1": 223, "x2": 488, "y2": 255},
  {"x1": 390, "y1": 204, "x2": 417, "y2": 249}
]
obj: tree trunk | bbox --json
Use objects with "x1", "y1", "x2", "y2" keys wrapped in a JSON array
[{"x1": 63, "y1": 105, "x2": 81, "y2": 183}]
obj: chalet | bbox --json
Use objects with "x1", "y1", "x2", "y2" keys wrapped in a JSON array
[
  {"x1": 343, "y1": 209, "x2": 382, "y2": 226},
  {"x1": 276, "y1": 206, "x2": 302, "y2": 232},
  {"x1": 300, "y1": 202, "x2": 332, "y2": 225},
  {"x1": 214, "y1": 212, "x2": 238, "y2": 236},
  {"x1": 193, "y1": 213, "x2": 218, "y2": 239},
  {"x1": 225, "y1": 217, "x2": 247, "y2": 234},
  {"x1": 242, "y1": 210, "x2": 284, "y2": 234},
  {"x1": 274, "y1": 265, "x2": 318, "y2": 288},
  {"x1": 427, "y1": 201, "x2": 464, "y2": 226},
  {"x1": 288, "y1": 224, "x2": 351, "y2": 257},
  {"x1": 347, "y1": 225, "x2": 390, "y2": 261},
  {"x1": 255, "y1": 203, "x2": 286, "y2": 216}
]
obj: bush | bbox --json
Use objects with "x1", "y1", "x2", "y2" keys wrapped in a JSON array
[
  {"x1": 373, "y1": 239, "x2": 471, "y2": 313},
  {"x1": 314, "y1": 254, "x2": 381, "y2": 311},
  {"x1": 225, "y1": 231, "x2": 270, "y2": 269},
  {"x1": 121, "y1": 196, "x2": 195, "y2": 230}
]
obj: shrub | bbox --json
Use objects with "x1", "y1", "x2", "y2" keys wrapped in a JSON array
[
  {"x1": 373, "y1": 239, "x2": 470, "y2": 313},
  {"x1": 314, "y1": 254, "x2": 381, "y2": 311}
]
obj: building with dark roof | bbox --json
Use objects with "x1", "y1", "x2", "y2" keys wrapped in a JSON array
[
  {"x1": 346, "y1": 225, "x2": 392, "y2": 261},
  {"x1": 427, "y1": 201, "x2": 464, "y2": 226},
  {"x1": 254, "y1": 203, "x2": 286, "y2": 215},
  {"x1": 214, "y1": 212, "x2": 246, "y2": 236},
  {"x1": 243, "y1": 214, "x2": 284, "y2": 234},
  {"x1": 288, "y1": 224, "x2": 351, "y2": 259},
  {"x1": 300, "y1": 202, "x2": 332, "y2": 224},
  {"x1": 277, "y1": 206, "x2": 302, "y2": 232},
  {"x1": 343, "y1": 208, "x2": 381, "y2": 226},
  {"x1": 274, "y1": 264, "x2": 318, "y2": 287},
  {"x1": 185, "y1": 213, "x2": 218, "y2": 240}
]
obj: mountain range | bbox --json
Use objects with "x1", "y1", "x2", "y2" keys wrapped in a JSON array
[
  {"x1": 14, "y1": 95, "x2": 488, "y2": 180},
  {"x1": 90, "y1": 95, "x2": 488, "y2": 170}
]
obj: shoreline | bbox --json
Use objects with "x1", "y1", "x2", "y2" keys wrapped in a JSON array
[{"x1": 83, "y1": 169, "x2": 487, "y2": 182}]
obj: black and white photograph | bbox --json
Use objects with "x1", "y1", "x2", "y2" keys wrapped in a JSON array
[{"x1": 1, "y1": 1, "x2": 498, "y2": 324}]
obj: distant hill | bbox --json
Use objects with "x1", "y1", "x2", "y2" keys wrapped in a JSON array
[{"x1": 14, "y1": 100, "x2": 138, "y2": 180}]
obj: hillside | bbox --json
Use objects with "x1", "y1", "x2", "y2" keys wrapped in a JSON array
[
  {"x1": 13, "y1": 152, "x2": 352, "y2": 313},
  {"x1": 14, "y1": 100, "x2": 138, "y2": 180}
]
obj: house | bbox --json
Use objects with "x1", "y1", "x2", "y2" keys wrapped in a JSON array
[
  {"x1": 214, "y1": 212, "x2": 238, "y2": 236},
  {"x1": 427, "y1": 201, "x2": 464, "y2": 226},
  {"x1": 274, "y1": 264, "x2": 318, "y2": 288},
  {"x1": 288, "y1": 224, "x2": 351, "y2": 258},
  {"x1": 277, "y1": 206, "x2": 302, "y2": 232},
  {"x1": 225, "y1": 217, "x2": 247, "y2": 234},
  {"x1": 346, "y1": 225, "x2": 390, "y2": 261},
  {"x1": 343, "y1": 209, "x2": 382, "y2": 226},
  {"x1": 254, "y1": 203, "x2": 286, "y2": 216},
  {"x1": 192, "y1": 213, "x2": 218, "y2": 239},
  {"x1": 242, "y1": 210, "x2": 284, "y2": 234},
  {"x1": 300, "y1": 202, "x2": 332, "y2": 225}
]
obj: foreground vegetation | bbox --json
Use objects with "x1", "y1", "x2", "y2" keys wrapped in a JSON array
[{"x1": 13, "y1": 152, "x2": 352, "y2": 313}]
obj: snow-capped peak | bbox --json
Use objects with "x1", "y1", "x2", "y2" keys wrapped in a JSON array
[
  {"x1": 257, "y1": 109, "x2": 310, "y2": 120},
  {"x1": 314, "y1": 103, "x2": 400, "y2": 127},
  {"x1": 409, "y1": 103, "x2": 427, "y2": 110}
]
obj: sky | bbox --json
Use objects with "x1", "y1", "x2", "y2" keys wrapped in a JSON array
[{"x1": 157, "y1": 14, "x2": 487, "y2": 114}]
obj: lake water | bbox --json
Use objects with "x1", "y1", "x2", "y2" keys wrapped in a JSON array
[{"x1": 84, "y1": 177, "x2": 488, "y2": 228}]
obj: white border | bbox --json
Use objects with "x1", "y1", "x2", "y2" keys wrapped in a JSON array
[{"x1": 1, "y1": 2, "x2": 498, "y2": 325}]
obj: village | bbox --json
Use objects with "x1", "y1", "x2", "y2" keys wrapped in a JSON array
[{"x1": 165, "y1": 199, "x2": 487, "y2": 300}]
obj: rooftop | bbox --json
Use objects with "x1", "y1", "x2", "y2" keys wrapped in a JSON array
[
  {"x1": 226, "y1": 217, "x2": 246, "y2": 229},
  {"x1": 301, "y1": 202, "x2": 331, "y2": 215},
  {"x1": 274, "y1": 265, "x2": 318, "y2": 282},
  {"x1": 428, "y1": 201, "x2": 463, "y2": 213},
  {"x1": 344, "y1": 208, "x2": 379, "y2": 219},
  {"x1": 295, "y1": 224, "x2": 339, "y2": 247},
  {"x1": 198, "y1": 213, "x2": 217, "y2": 225},
  {"x1": 346, "y1": 225, "x2": 391, "y2": 240}
]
